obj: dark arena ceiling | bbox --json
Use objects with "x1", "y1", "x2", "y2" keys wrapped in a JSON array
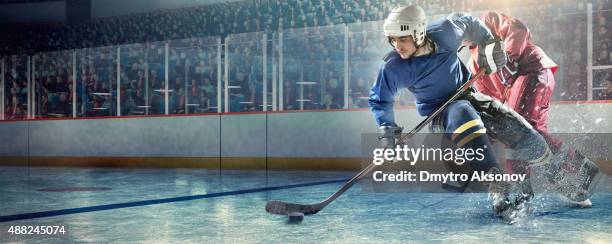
[{"x1": 0, "y1": 0, "x2": 63, "y2": 3}]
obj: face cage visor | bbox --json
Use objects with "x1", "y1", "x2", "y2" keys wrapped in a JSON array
[{"x1": 384, "y1": 21, "x2": 426, "y2": 47}]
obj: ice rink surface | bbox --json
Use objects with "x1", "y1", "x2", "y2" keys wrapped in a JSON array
[{"x1": 1, "y1": 167, "x2": 610, "y2": 243}]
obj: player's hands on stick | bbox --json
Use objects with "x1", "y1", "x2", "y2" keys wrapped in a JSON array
[{"x1": 478, "y1": 38, "x2": 507, "y2": 75}]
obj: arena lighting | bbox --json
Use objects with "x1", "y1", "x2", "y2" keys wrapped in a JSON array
[
  {"x1": 92, "y1": 92, "x2": 111, "y2": 96},
  {"x1": 296, "y1": 81, "x2": 317, "y2": 85},
  {"x1": 154, "y1": 89, "x2": 174, "y2": 92}
]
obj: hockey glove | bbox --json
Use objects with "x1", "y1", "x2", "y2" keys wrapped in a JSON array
[
  {"x1": 478, "y1": 38, "x2": 507, "y2": 75},
  {"x1": 378, "y1": 125, "x2": 403, "y2": 149},
  {"x1": 497, "y1": 58, "x2": 519, "y2": 87}
]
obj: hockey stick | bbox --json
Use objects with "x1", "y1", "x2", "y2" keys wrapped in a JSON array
[
  {"x1": 266, "y1": 68, "x2": 486, "y2": 216},
  {"x1": 441, "y1": 181, "x2": 470, "y2": 192}
]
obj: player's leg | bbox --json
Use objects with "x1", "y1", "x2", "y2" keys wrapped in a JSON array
[
  {"x1": 500, "y1": 72, "x2": 547, "y2": 206},
  {"x1": 441, "y1": 100, "x2": 501, "y2": 170},
  {"x1": 513, "y1": 69, "x2": 600, "y2": 206},
  {"x1": 466, "y1": 91, "x2": 554, "y2": 221},
  {"x1": 466, "y1": 91, "x2": 551, "y2": 166},
  {"x1": 441, "y1": 100, "x2": 529, "y2": 223}
]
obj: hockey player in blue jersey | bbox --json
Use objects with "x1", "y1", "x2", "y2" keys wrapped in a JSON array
[{"x1": 369, "y1": 5, "x2": 552, "y2": 224}]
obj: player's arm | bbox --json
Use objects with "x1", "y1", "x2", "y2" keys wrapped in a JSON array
[
  {"x1": 369, "y1": 62, "x2": 404, "y2": 148},
  {"x1": 448, "y1": 13, "x2": 494, "y2": 46},
  {"x1": 369, "y1": 63, "x2": 398, "y2": 127},
  {"x1": 480, "y1": 11, "x2": 530, "y2": 63},
  {"x1": 449, "y1": 13, "x2": 507, "y2": 75}
]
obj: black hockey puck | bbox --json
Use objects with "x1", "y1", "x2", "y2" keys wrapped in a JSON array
[{"x1": 288, "y1": 212, "x2": 304, "y2": 222}]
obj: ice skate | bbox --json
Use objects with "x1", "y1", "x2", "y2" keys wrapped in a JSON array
[
  {"x1": 488, "y1": 169, "x2": 533, "y2": 224},
  {"x1": 544, "y1": 147, "x2": 602, "y2": 207}
]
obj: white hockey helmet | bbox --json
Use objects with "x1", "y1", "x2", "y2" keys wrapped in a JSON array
[{"x1": 383, "y1": 5, "x2": 427, "y2": 46}]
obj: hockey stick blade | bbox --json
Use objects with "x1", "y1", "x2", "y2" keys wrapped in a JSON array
[
  {"x1": 265, "y1": 200, "x2": 322, "y2": 215},
  {"x1": 265, "y1": 162, "x2": 377, "y2": 216},
  {"x1": 441, "y1": 181, "x2": 469, "y2": 193}
]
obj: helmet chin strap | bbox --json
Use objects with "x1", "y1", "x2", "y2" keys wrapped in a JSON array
[{"x1": 414, "y1": 38, "x2": 435, "y2": 57}]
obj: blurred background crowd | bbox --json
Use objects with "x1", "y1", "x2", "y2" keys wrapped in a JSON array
[{"x1": 1, "y1": 0, "x2": 610, "y2": 120}]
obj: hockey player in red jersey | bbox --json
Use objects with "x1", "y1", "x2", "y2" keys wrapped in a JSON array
[{"x1": 467, "y1": 12, "x2": 601, "y2": 207}]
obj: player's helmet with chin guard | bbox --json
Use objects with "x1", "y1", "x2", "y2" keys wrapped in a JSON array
[{"x1": 383, "y1": 5, "x2": 427, "y2": 46}]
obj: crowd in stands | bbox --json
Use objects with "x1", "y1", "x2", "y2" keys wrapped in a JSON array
[
  {"x1": 281, "y1": 26, "x2": 345, "y2": 110},
  {"x1": 74, "y1": 38, "x2": 221, "y2": 117},
  {"x1": 597, "y1": 75, "x2": 612, "y2": 99},
  {"x1": 226, "y1": 33, "x2": 265, "y2": 112},
  {"x1": 3, "y1": 56, "x2": 29, "y2": 120},
  {"x1": 2, "y1": 0, "x2": 611, "y2": 119},
  {"x1": 35, "y1": 51, "x2": 73, "y2": 118},
  {"x1": 592, "y1": 0, "x2": 611, "y2": 100},
  {"x1": 2, "y1": 0, "x2": 606, "y2": 55},
  {"x1": 76, "y1": 45, "x2": 117, "y2": 117},
  {"x1": 518, "y1": 0, "x2": 611, "y2": 100}
]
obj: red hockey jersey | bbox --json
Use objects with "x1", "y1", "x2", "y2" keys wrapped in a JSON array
[{"x1": 468, "y1": 12, "x2": 558, "y2": 106}]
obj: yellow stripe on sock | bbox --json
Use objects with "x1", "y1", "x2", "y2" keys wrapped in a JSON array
[
  {"x1": 456, "y1": 128, "x2": 487, "y2": 147},
  {"x1": 451, "y1": 119, "x2": 483, "y2": 141}
]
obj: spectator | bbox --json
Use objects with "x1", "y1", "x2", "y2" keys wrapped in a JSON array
[
  {"x1": 351, "y1": 77, "x2": 370, "y2": 108},
  {"x1": 596, "y1": 75, "x2": 612, "y2": 100},
  {"x1": 54, "y1": 92, "x2": 71, "y2": 116},
  {"x1": 596, "y1": 43, "x2": 610, "y2": 65}
]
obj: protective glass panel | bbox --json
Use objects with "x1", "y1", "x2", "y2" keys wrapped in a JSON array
[
  {"x1": 593, "y1": 68, "x2": 612, "y2": 100},
  {"x1": 281, "y1": 25, "x2": 345, "y2": 111},
  {"x1": 593, "y1": 6, "x2": 611, "y2": 66},
  {"x1": 4, "y1": 55, "x2": 29, "y2": 120},
  {"x1": 265, "y1": 34, "x2": 275, "y2": 111},
  {"x1": 348, "y1": 21, "x2": 385, "y2": 109},
  {"x1": 34, "y1": 51, "x2": 73, "y2": 118},
  {"x1": 145, "y1": 42, "x2": 166, "y2": 115},
  {"x1": 226, "y1": 32, "x2": 265, "y2": 112},
  {"x1": 119, "y1": 43, "x2": 147, "y2": 116},
  {"x1": 168, "y1": 37, "x2": 220, "y2": 114},
  {"x1": 516, "y1": 10, "x2": 588, "y2": 101},
  {"x1": 167, "y1": 40, "x2": 186, "y2": 114},
  {"x1": 592, "y1": 5, "x2": 611, "y2": 101},
  {"x1": 348, "y1": 21, "x2": 415, "y2": 109},
  {"x1": 76, "y1": 46, "x2": 118, "y2": 117}
]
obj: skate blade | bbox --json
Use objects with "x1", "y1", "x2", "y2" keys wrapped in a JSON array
[
  {"x1": 497, "y1": 200, "x2": 532, "y2": 225},
  {"x1": 568, "y1": 199, "x2": 592, "y2": 208}
]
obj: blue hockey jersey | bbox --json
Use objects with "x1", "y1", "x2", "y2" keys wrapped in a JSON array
[{"x1": 369, "y1": 13, "x2": 494, "y2": 126}]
